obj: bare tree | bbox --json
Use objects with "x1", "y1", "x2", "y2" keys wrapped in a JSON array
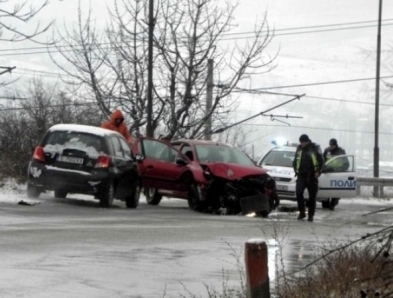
[
  {"x1": 139, "y1": 0, "x2": 276, "y2": 139},
  {"x1": 0, "y1": 78, "x2": 105, "y2": 178},
  {"x1": 103, "y1": 0, "x2": 154, "y2": 135},
  {"x1": 51, "y1": 0, "x2": 156, "y2": 136},
  {"x1": 0, "y1": 0, "x2": 53, "y2": 88},
  {"x1": 0, "y1": 0, "x2": 52, "y2": 42},
  {"x1": 50, "y1": 0, "x2": 276, "y2": 138},
  {"x1": 49, "y1": 4, "x2": 113, "y2": 116}
]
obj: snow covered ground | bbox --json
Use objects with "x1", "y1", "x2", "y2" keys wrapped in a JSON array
[
  {"x1": 0, "y1": 178, "x2": 392, "y2": 297},
  {"x1": 1, "y1": 177, "x2": 392, "y2": 213}
]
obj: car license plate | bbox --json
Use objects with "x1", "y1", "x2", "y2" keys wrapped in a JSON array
[
  {"x1": 276, "y1": 185, "x2": 288, "y2": 191},
  {"x1": 58, "y1": 156, "x2": 84, "y2": 164}
]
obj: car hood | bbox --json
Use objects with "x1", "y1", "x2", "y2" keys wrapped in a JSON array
[
  {"x1": 263, "y1": 165, "x2": 295, "y2": 177},
  {"x1": 205, "y1": 162, "x2": 268, "y2": 180}
]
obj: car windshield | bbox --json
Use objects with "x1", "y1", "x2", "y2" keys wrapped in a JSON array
[
  {"x1": 195, "y1": 144, "x2": 255, "y2": 166},
  {"x1": 260, "y1": 150, "x2": 294, "y2": 167}
]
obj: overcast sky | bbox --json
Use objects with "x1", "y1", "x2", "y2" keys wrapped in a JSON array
[{"x1": 1, "y1": 0, "x2": 393, "y2": 159}]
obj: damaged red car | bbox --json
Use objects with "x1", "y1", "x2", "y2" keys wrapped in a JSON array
[{"x1": 132, "y1": 138, "x2": 279, "y2": 216}]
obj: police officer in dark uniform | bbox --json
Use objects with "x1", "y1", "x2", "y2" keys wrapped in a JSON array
[
  {"x1": 293, "y1": 134, "x2": 324, "y2": 222},
  {"x1": 323, "y1": 138, "x2": 349, "y2": 210},
  {"x1": 323, "y1": 138, "x2": 347, "y2": 163}
]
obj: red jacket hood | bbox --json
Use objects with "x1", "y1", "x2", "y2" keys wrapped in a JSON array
[
  {"x1": 110, "y1": 110, "x2": 125, "y2": 124},
  {"x1": 206, "y1": 162, "x2": 268, "y2": 180}
]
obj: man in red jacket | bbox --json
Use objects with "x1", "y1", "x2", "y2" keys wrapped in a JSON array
[{"x1": 101, "y1": 109, "x2": 133, "y2": 144}]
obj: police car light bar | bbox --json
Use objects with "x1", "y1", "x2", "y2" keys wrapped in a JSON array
[{"x1": 271, "y1": 139, "x2": 298, "y2": 147}]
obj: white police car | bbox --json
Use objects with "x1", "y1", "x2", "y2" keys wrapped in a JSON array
[{"x1": 258, "y1": 141, "x2": 357, "y2": 210}]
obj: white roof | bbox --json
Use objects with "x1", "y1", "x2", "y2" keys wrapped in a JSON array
[
  {"x1": 49, "y1": 124, "x2": 119, "y2": 137},
  {"x1": 272, "y1": 146, "x2": 297, "y2": 152}
]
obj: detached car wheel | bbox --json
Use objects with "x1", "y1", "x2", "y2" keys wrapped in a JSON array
[
  {"x1": 321, "y1": 200, "x2": 330, "y2": 209},
  {"x1": 187, "y1": 184, "x2": 207, "y2": 212},
  {"x1": 126, "y1": 182, "x2": 141, "y2": 209},
  {"x1": 329, "y1": 198, "x2": 339, "y2": 211},
  {"x1": 54, "y1": 189, "x2": 68, "y2": 199},
  {"x1": 27, "y1": 183, "x2": 41, "y2": 199},
  {"x1": 145, "y1": 188, "x2": 162, "y2": 205},
  {"x1": 98, "y1": 181, "x2": 115, "y2": 208}
]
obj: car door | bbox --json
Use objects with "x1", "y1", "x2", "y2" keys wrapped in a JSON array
[
  {"x1": 110, "y1": 136, "x2": 136, "y2": 199},
  {"x1": 133, "y1": 138, "x2": 189, "y2": 191},
  {"x1": 178, "y1": 144, "x2": 195, "y2": 161},
  {"x1": 318, "y1": 155, "x2": 357, "y2": 198}
]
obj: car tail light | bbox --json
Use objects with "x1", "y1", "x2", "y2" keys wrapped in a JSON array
[
  {"x1": 95, "y1": 155, "x2": 111, "y2": 168},
  {"x1": 33, "y1": 146, "x2": 46, "y2": 163}
]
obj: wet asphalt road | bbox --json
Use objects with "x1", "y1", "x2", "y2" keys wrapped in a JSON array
[{"x1": 0, "y1": 193, "x2": 391, "y2": 298}]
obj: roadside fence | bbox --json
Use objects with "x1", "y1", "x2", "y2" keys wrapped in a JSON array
[{"x1": 356, "y1": 177, "x2": 393, "y2": 198}]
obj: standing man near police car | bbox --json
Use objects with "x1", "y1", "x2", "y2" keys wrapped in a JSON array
[
  {"x1": 293, "y1": 134, "x2": 324, "y2": 222},
  {"x1": 323, "y1": 138, "x2": 349, "y2": 210}
]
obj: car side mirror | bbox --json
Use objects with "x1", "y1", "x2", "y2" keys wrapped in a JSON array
[
  {"x1": 134, "y1": 154, "x2": 145, "y2": 162},
  {"x1": 176, "y1": 158, "x2": 187, "y2": 166}
]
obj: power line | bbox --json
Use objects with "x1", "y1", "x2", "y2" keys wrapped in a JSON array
[
  {"x1": 11, "y1": 68, "x2": 65, "y2": 78},
  {"x1": 0, "y1": 20, "x2": 392, "y2": 57},
  {"x1": 248, "y1": 75, "x2": 393, "y2": 90},
  {"x1": 230, "y1": 87, "x2": 393, "y2": 107},
  {"x1": 0, "y1": 18, "x2": 392, "y2": 53},
  {"x1": 14, "y1": 65, "x2": 393, "y2": 89},
  {"x1": 230, "y1": 123, "x2": 392, "y2": 136},
  {"x1": 5, "y1": 68, "x2": 393, "y2": 106},
  {"x1": 227, "y1": 19, "x2": 393, "y2": 36},
  {"x1": 0, "y1": 102, "x2": 98, "y2": 111},
  {"x1": 272, "y1": 23, "x2": 393, "y2": 37},
  {"x1": 2, "y1": 18, "x2": 393, "y2": 54},
  {"x1": 304, "y1": 95, "x2": 393, "y2": 107},
  {"x1": 0, "y1": 103, "x2": 386, "y2": 136},
  {"x1": 0, "y1": 66, "x2": 16, "y2": 75}
]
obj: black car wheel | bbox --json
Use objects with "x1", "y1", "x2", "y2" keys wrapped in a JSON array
[
  {"x1": 145, "y1": 188, "x2": 162, "y2": 205},
  {"x1": 27, "y1": 183, "x2": 41, "y2": 199},
  {"x1": 256, "y1": 210, "x2": 270, "y2": 218},
  {"x1": 98, "y1": 181, "x2": 115, "y2": 208},
  {"x1": 321, "y1": 200, "x2": 330, "y2": 209},
  {"x1": 329, "y1": 198, "x2": 339, "y2": 211},
  {"x1": 54, "y1": 189, "x2": 68, "y2": 199},
  {"x1": 187, "y1": 184, "x2": 207, "y2": 212},
  {"x1": 126, "y1": 182, "x2": 141, "y2": 209},
  {"x1": 226, "y1": 203, "x2": 242, "y2": 215}
]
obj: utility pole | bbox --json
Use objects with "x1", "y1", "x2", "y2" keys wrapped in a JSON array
[
  {"x1": 146, "y1": 0, "x2": 154, "y2": 137},
  {"x1": 204, "y1": 59, "x2": 213, "y2": 140},
  {"x1": 374, "y1": 0, "x2": 382, "y2": 197}
]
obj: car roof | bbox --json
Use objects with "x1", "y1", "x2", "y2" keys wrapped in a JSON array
[
  {"x1": 270, "y1": 145, "x2": 297, "y2": 152},
  {"x1": 48, "y1": 124, "x2": 119, "y2": 137},
  {"x1": 172, "y1": 139, "x2": 232, "y2": 147}
]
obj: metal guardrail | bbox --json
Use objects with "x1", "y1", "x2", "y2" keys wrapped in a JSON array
[{"x1": 356, "y1": 177, "x2": 393, "y2": 197}]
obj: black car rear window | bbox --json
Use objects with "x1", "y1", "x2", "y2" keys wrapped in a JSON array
[{"x1": 42, "y1": 131, "x2": 105, "y2": 157}]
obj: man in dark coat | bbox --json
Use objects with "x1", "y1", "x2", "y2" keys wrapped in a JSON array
[
  {"x1": 293, "y1": 134, "x2": 324, "y2": 222},
  {"x1": 323, "y1": 138, "x2": 347, "y2": 163},
  {"x1": 322, "y1": 138, "x2": 349, "y2": 210}
]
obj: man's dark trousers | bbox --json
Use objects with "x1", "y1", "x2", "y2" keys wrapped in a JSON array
[{"x1": 296, "y1": 175, "x2": 319, "y2": 217}]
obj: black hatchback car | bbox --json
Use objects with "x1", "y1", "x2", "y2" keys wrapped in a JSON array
[{"x1": 27, "y1": 124, "x2": 140, "y2": 208}]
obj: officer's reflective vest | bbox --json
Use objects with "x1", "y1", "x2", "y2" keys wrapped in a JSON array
[
  {"x1": 296, "y1": 149, "x2": 319, "y2": 173},
  {"x1": 325, "y1": 152, "x2": 344, "y2": 169}
]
